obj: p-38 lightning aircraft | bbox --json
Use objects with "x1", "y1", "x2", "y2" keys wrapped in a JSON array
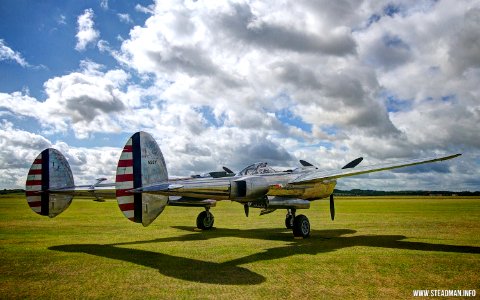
[{"x1": 25, "y1": 131, "x2": 460, "y2": 238}]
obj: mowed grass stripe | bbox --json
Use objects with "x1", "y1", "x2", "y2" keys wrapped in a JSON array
[{"x1": 0, "y1": 194, "x2": 479, "y2": 299}]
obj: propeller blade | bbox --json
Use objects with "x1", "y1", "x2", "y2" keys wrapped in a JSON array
[
  {"x1": 342, "y1": 157, "x2": 363, "y2": 169},
  {"x1": 244, "y1": 204, "x2": 249, "y2": 217},
  {"x1": 223, "y1": 166, "x2": 234, "y2": 174},
  {"x1": 299, "y1": 159, "x2": 315, "y2": 167},
  {"x1": 329, "y1": 194, "x2": 335, "y2": 220}
]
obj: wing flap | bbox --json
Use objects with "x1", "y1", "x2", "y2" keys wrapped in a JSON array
[
  {"x1": 290, "y1": 153, "x2": 461, "y2": 184},
  {"x1": 136, "y1": 183, "x2": 184, "y2": 192},
  {"x1": 168, "y1": 196, "x2": 217, "y2": 207}
]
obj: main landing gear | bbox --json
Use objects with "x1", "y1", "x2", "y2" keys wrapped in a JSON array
[
  {"x1": 285, "y1": 208, "x2": 310, "y2": 238},
  {"x1": 196, "y1": 208, "x2": 214, "y2": 230}
]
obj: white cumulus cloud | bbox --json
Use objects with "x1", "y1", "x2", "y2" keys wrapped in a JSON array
[
  {"x1": 75, "y1": 8, "x2": 100, "y2": 51},
  {"x1": 0, "y1": 60, "x2": 131, "y2": 138}
]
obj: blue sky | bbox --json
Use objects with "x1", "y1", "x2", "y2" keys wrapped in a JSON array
[
  {"x1": 0, "y1": 0, "x2": 479, "y2": 191},
  {"x1": 0, "y1": 0, "x2": 151, "y2": 146},
  {"x1": 1, "y1": 1, "x2": 141, "y2": 96}
]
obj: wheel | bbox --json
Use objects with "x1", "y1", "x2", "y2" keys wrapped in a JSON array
[
  {"x1": 285, "y1": 215, "x2": 293, "y2": 229},
  {"x1": 292, "y1": 214, "x2": 310, "y2": 238},
  {"x1": 196, "y1": 211, "x2": 214, "y2": 230}
]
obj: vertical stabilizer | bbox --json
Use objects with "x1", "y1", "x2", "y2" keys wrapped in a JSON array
[
  {"x1": 25, "y1": 149, "x2": 74, "y2": 218},
  {"x1": 115, "y1": 132, "x2": 169, "y2": 226}
]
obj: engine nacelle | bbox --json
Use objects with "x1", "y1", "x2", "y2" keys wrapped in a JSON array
[{"x1": 231, "y1": 176, "x2": 269, "y2": 200}]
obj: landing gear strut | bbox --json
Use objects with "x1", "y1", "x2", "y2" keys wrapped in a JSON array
[
  {"x1": 196, "y1": 209, "x2": 214, "y2": 230},
  {"x1": 285, "y1": 208, "x2": 310, "y2": 238},
  {"x1": 285, "y1": 208, "x2": 295, "y2": 229}
]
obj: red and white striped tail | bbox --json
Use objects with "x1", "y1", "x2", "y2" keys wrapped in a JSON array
[
  {"x1": 26, "y1": 153, "x2": 43, "y2": 214},
  {"x1": 25, "y1": 148, "x2": 74, "y2": 217},
  {"x1": 115, "y1": 132, "x2": 169, "y2": 226},
  {"x1": 116, "y1": 138, "x2": 135, "y2": 221}
]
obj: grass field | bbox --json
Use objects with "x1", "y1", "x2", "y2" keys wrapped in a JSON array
[{"x1": 1, "y1": 194, "x2": 479, "y2": 299}]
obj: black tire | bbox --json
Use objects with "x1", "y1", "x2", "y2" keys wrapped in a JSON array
[
  {"x1": 196, "y1": 211, "x2": 214, "y2": 230},
  {"x1": 285, "y1": 215, "x2": 293, "y2": 229},
  {"x1": 292, "y1": 214, "x2": 310, "y2": 238}
]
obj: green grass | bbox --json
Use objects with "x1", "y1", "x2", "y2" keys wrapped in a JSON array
[{"x1": 1, "y1": 194, "x2": 479, "y2": 299}]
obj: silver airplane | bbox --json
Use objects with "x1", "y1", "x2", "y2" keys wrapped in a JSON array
[{"x1": 25, "y1": 131, "x2": 461, "y2": 238}]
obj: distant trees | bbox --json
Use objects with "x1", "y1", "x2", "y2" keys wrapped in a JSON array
[{"x1": 334, "y1": 189, "x2": 480, "y2": 196}]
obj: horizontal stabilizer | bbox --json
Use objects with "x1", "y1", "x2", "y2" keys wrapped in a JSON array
[{"x1": 291, "y1": 153, "x2": 461, "y2": 184}]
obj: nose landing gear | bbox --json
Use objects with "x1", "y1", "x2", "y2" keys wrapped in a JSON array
[{"x1": 196, "y1": 208, "x2": 214, "y2": 230}]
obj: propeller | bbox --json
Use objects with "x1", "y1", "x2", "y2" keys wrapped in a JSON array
[
  {"x1": 223, "y1": 166, "x2": 234, "y2": 174},
  {"x1": 244, "y1": 204, "x2": 249, "y2": 217},
  {"x1": 342, "y1": 157, "x2": 363, "y2": 169},
  {"x1": 299, "y1": 159, "x2": 314, "y2": 167},
  {"x1": 300, "y1": 157, "x2": 362, "y2": 221},
  {"x1": 299, "y1": 160, "x2": 318, "y2": 169},
  {"x1": 329, "y1": 194, "x2": 335, "y2": 220}
]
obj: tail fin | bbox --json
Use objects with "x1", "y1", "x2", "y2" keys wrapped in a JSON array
[
  {"x1": 25, "y1": 149, "x2": 74, "y2": 217},
  {"x1": 115, "y1": 131, "x2": 169, "y2": 226}
]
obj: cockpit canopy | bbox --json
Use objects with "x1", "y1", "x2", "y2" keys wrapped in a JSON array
[{"x1": 237, "y1": 162, "x2": 276, "y2": 176}]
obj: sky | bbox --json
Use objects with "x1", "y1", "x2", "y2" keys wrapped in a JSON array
[{"x1": 0, "y1": 0, "x2": 479, "y2": 191}]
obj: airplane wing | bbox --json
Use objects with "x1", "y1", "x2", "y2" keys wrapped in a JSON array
[{"x1": 290, "y1": 153, "x2": 461, "y2": 184}]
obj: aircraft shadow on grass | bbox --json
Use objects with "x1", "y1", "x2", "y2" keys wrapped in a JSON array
[{"x1": 49, "y1": 228, "x2": 480, "y2": 285}]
